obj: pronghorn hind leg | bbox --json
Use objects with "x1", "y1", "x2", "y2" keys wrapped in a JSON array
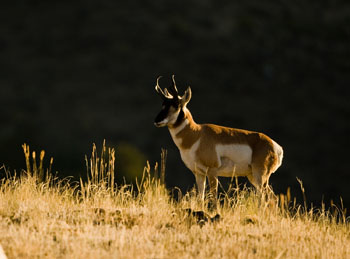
[
  {"x1": 262, "y1": 173, "x2": 278, "y2": 202},
  {"x1": 247, "y1": 173, "x2": 259, "y2": 190},
  {"x1": 248, "y1": 166, "x2": 264, "y2": 191},
  {"x1": 250, "y1": 164, "x2": 277, "y2": 204}
]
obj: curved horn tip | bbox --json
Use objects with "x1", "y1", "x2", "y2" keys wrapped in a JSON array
[{"x1": 156, "y1": 76, "x2": 162, "y2": 84}]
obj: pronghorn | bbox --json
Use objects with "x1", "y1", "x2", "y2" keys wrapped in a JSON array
[{"x1": 154, "y1": 75, "x2": 283, "y2": 201}]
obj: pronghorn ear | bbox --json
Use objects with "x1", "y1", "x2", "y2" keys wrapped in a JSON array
[{"x1": 181, "y1": 87, "x2": 192, "y2": 107}]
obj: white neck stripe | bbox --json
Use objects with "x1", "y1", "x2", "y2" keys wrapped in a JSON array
[{"x1": 170, "y1": 119, "x2": 189, "y2": 137}]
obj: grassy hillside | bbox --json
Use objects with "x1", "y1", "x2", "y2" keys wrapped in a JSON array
[
  {"x1": 0, "y1": 144, "x2": 349, "y2": 258},
  {"x1": 1, "y1": 0, "x2": 350, "y2": 209}
]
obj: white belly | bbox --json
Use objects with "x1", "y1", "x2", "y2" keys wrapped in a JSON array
[
  {"x1": 213, "y1": 144, "x2": 252, "y2": 177},
  {"x1": 179, "y1": 142, "x2": 252, "y2": 176},
  {"x1": 216, "y1": 144, "x2": 252, "y2": 165}
]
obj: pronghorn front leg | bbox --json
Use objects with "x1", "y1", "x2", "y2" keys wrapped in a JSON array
[
  {"x1": 194, "y1": 173, "x2": 206, "y2": 201},
  {"x1": 208, "y1": 174, "x2": 218, "y2": 210}
]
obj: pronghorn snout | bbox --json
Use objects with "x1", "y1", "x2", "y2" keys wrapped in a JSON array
[
  {"x1": 154, "y1": 121, "x2": 167, "y2": 127},
  {"x1": 154, "y1": 107, "x2": 170, "y2": 127}
]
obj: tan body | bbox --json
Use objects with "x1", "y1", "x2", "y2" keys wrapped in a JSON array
[
  {"x1": 168, "y1": 108, "x2": 283, "y2": 200},
  {"x1": 154, "y1": 76, "x2": 283, "y2": 200}
]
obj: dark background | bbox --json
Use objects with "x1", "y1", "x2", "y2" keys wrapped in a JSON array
[{"x1": 1, "y1": 1, "x2": 349, "y2": 209}]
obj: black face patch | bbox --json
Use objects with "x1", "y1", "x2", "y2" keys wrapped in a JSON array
[
  {"x1": 154, "y1": 104, "x2": 170, "y2": 124},
  {"x1": 154, "y1": 98, "x2": 181, "y2": 125},
  {"x1": 173, "y1": 108, "x2": 185, "y2": 127}
]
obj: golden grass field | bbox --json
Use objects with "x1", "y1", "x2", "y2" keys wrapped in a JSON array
[{"x1": 0, "y1": 143, "x2": 349, "y2": 259}]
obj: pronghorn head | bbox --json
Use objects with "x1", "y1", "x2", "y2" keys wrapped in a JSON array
[{"x1": 154, "y1": 75, "x2": 192, "y2": 128}]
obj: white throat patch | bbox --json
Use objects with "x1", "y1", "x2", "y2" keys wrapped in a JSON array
[{"x1": 169, "y1": 119, "x2": 189, "y2": 146}]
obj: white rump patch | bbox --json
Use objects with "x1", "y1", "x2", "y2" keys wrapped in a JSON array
[{"x1": 272, "y1": 140, "x2": 283, "y2": 168}]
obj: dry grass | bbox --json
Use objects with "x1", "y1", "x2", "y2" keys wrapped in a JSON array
[{"x1": 0, "y1": 144, "x2": 349, "y2": 259}]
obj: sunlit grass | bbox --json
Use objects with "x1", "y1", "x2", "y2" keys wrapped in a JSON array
[{"x1": 0, "y1": 143, "x2": 349, "y2": 258}]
